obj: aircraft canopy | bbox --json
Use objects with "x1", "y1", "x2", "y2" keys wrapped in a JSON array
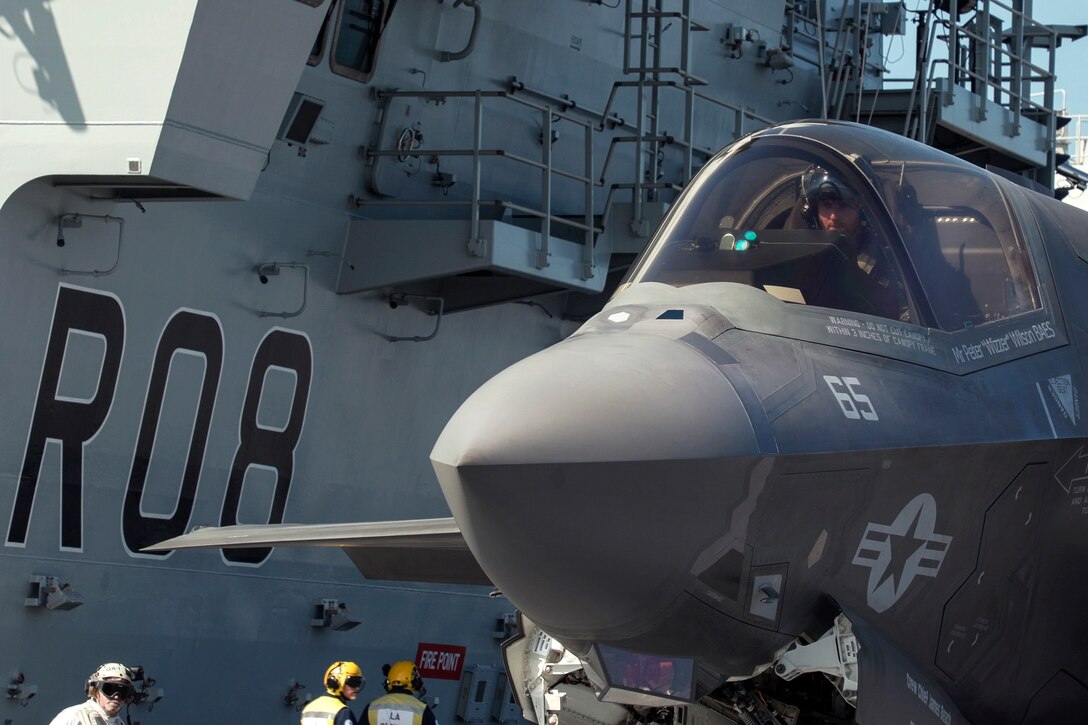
[{"x1": 627, "y1": 122, "x2": 1042, "y2": 332}]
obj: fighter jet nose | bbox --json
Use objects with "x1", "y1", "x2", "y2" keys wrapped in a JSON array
[
  {"x1": 432, "y1": 332, "x2": 756, "y2": 468},
  {"x1": 431, "y1": 331, "x2": 762, "y2": 637}
]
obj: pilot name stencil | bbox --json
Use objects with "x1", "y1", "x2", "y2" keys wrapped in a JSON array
[
  {"x1": 852, "y1": 493, "x2": 953, "y2": 613},
  {"x1": 952, "y1": 321, "x2": 1055, "y2": 365}
]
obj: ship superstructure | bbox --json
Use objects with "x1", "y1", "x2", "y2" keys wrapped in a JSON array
[{"x1": 0, "y1": 1, "x2": 1080, "y2": 723}]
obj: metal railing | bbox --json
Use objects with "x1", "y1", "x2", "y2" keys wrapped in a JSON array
[
  {"x1": 356, "y1": 89, "x2": 597, "y2": 277},
  {"x1": 1058, "y1": 114, "x2": 1088, "y2": 169},
  {"x1": 909, "y1": 1, "x2": 1060, "y2": 138},
  {"x1": 941, "y1": 1, "x2": 1054, "y2": 119}
]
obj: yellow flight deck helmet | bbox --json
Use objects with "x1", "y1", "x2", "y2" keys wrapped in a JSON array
[
  {"x1": 324, "y1": 661, "x2": 365, "y2": 697},
  {"x1": 383, "y1": 661, "x2": 423, "y2": 693}
]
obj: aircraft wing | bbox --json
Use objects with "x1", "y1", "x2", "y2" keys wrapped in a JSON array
[{"x1": 144, "y1": 518, "x2": 493, "y2": 586}]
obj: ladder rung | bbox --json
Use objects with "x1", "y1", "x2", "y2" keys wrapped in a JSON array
[
  {"x1": 624, "y1": 66, "x2": 708, "y2": 86},
  {"x1": 627, "y1": 65, "x2": 684, "y2": 74},
  {"x1": 629, "y1": 11, "x2": 694, "y2": 21},
  {"x1": 627, "y1": 11, "x2": 708, "y2": 31}
]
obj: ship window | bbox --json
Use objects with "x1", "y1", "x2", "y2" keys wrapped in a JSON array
[
  {"x1": 308, "y1": 1, "x2": 339, "y2": 66},
  {"x1": 330, "y1": 0, "x2": 397, "y2": 83}
]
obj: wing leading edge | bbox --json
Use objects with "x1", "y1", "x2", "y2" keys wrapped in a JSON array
[{"x1": 144, "y1": 518, "x2": 492, "y2": 586}]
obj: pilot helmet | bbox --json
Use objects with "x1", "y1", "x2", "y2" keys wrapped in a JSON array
[
  {"x1": 324, "y1": 661, "x2": 365, "y2": 697},
  {"x1": 383, "y1": 661, "x2": 424, "y2": 694},
  {"x1": 85, "y1": 662, "x2": 135, "y2": 701},
  {"x1": 800, "y1": 164, "x2": 861, "y2": 224}
]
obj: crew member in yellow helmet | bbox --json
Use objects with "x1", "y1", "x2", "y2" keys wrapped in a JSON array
[
  {"x1": 302, "y1": 661, "x2": 365, "y2": 725},
  {"x1": 365, "y1": 661, "x2": 438, "y2": 725}
]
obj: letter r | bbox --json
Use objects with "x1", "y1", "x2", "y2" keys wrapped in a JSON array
[{"x1": 6, "y1": 286, "x2": 124, "y2": 550}]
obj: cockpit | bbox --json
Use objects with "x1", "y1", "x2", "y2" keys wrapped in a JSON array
[{"x1": 625, "y1": 122, "x2": 1041, "y2": 332}]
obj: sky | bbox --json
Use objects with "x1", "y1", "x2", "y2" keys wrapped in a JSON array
[
  {"x1": 878, "y1": 0, "x2": 1088, "y2": 180},
  {"x1": 1031, "y1": 0, "x2": 1088, "y2": 114},
  {"x1": 883, "y1": 1, "x2": 1088, "y2": 113}
]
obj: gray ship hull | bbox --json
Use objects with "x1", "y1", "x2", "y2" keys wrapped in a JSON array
[
  {"x1": 1, "y1": 1, "x2": 1078, "y2": 722},
  {"x1": 0, "y1": 174, "x2": 557, "y2": 722}
]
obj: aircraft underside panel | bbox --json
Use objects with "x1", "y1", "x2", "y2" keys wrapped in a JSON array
[
  {"x1": 435, "y1": 435, "x2": 1088, "y2": 723},
  {"x1": 750, "y1": 443, "x2": 1088, "y2": 724}
]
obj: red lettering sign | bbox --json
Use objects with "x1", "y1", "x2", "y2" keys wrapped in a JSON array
[{"x1": 415, "y1": 642, "x2": 467, "y2": 680}]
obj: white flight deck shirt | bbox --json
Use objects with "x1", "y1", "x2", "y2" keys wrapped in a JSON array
[{"x1": 49, "y1": 699, "x2": 125, "y2": 725}]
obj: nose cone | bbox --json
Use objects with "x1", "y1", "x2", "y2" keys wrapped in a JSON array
[{"x1": 431, "y1": 331, "x2": 761, "y2": 639}]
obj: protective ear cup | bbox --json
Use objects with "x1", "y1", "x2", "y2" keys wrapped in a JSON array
[
  {"x1": 324, "y1": 660, "x2": 365, "y2": 696},
  {"x1": 325, "y1": 661, "x2": 345, "y2": 695}
]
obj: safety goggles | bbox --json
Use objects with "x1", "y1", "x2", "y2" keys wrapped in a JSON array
[
  {"x1": 100, "y1": 682, "x2": 135, "y2": 700},
  {"x1": 343, "y1": 676, "x2": 364, "y2": 689}
]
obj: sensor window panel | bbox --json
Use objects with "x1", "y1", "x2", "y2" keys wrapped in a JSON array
[{"x1": 597, "y1": 644, "x2": 694, "y2": 701}]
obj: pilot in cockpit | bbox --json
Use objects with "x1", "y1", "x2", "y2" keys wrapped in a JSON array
[{"x1": 799, "y1": 165, "x2": 911, "y2": 322}]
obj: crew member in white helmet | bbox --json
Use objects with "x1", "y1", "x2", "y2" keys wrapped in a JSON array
[{"x1": 49, "y1": 662, "x2": 135, "y2": 725}]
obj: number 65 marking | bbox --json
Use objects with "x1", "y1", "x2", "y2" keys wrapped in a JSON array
[{"x1": 823, "y1": 375, "x2": 879, "y2": 421}]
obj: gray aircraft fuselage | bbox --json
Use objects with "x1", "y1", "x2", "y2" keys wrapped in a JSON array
[{"x1": 431, "y1": 121, "x2": 1088, "y2": 723}]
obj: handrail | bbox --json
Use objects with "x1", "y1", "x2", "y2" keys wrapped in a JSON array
[
  {"x1": 358, "y1": 88, "x2": 598, "y2": 279},
  {"x1": 58, "y1": 213, "x2": 125, "y2": 277},
  {"x1": 357, "y1": 0, "x2": 782, "y2": 288},
  {"x1": 924, "y1": 0, "x2": 1058, "y2": 111},
  {"x1": 510, "y1": 77, "x2": 629, "y2": 132},
  {"x1": 384, "y1": 294, "x2": 444, "y2": 342},
  {"x1": 902, "y1": 0, "x2": 1063, "y2": 157},
  {"x1": 1058, "y1": 114, "x2": 1088, "y2": 168},
  {"x1": 256, "y1": 262, "x2": 308, "y2": 319},
  {"x1": 439, "y1": 0, "x2": 481, "y2": 63}
]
